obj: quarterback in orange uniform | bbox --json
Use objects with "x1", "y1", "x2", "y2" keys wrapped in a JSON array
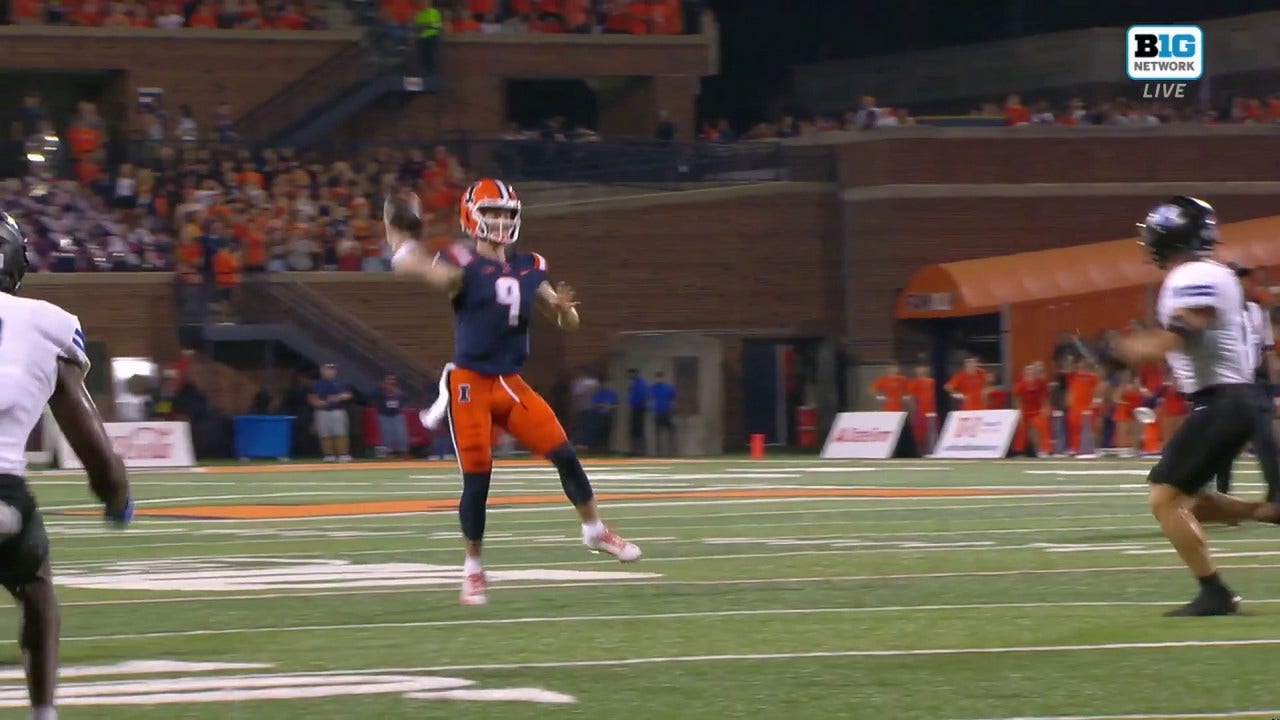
[{"x1": 385, "y1": 179, "x2": 641, "y2": 606}]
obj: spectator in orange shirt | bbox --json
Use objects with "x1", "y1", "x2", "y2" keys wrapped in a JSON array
[
  {"x1": 1066, "y1": 358, "x2": 1101, "y2": 454},
  {"x1": 1002, "y1": 93, "x2": 1031, "y2": 126},
  {"x1": 907, "y1": 362, "x2": 937, "y2": 449},
  {"x1": 469, "y1": 0, "x2": 495, "y2": 20},
  {"x1": 563, "y1": 0, "x2": 590, "y2": 32},
  {"x1": 945, "y1": 356, "x2": 989, "y2": 411},
  {"x1": 1013, "y1": 362, "x2": 1050, "y2": 457},
  {"x1": 242, "y1": 225, "x2": 268, "y2": 273},
  {"x1": 213, "y1": 243, "x2": 242, "y2": 321},
  {"x1": 188, "y1": 1, "x2": 218, "y2": 27},
  {"x1": 870, "y1": 362, "x2": 910, "y2": 412}
]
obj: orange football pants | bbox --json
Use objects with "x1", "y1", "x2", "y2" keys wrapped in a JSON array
[{"x1": 447, "y1": 367, "x2": 568, "y2": 473}]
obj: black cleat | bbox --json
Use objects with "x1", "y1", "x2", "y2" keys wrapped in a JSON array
[{"x1": 1164, "y1": 592, "x2": 1241, "y2": 617}]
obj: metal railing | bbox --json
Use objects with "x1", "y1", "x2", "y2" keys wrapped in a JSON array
[
  {"x1": 232, "y1": 40, "x2": 383, "y2": 142},
  {"x1": 239, "y1": 277, "x2": 434, "y2": 399}
]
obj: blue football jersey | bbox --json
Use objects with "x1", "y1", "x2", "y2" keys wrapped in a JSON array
[{"x1": 441, "y1": 244, "x2": 550, "y2": 376}]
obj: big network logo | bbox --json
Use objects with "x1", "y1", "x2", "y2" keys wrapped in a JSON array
[
  {"x1": 1127, "y1": 25, "x2": 1202, "y2": 99},
  {"x1": 1127, "y1": 25, "x2": 1204, "y2": 81}
]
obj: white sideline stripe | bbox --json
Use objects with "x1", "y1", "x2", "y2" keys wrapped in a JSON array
[
  {"x1": 291, "y1": 638, "x2": 1280, "y2": 674},
  {"x1": 56, "y1": 599, "x2": 1280, "y2": 642},
  {"x1": 962, "y1": 707, "x2": 1280, "y2": 712},
  {"x1": 57, "y1": 562, "x2": 1280, "y2": 608},
  {"x1": 48, "y1": 529, "x2": 1280, "y2": 569}
]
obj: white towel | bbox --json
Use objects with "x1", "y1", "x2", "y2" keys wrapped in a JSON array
[{"x1": 421, "y1": 362, "x2": 455, "y2": 431}]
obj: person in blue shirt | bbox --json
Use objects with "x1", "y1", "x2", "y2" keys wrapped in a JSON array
[
  {"x1": 308, "y1": 363, "x2": 353, "y2": 462},
  {"x1": 627, "y1": 369, "x2": 648, "y2": 456},
  {"x1": 373, "y1": 374, "x2": 411, "y2": 458},
  {"x1": 591, "y1": 383, "x2": 620, "y2": 452},
  {"x1": 650, "y1": 371, "x2": 678, "y2": 456}
]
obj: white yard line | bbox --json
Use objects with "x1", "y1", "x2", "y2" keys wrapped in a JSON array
[
  {"x1": 55, "y1": 561, "x2": 1280, "y2": 607},
  {"x1": 42, "y1": 512, "x2": 1149, "y2": 540},
  {"x1": 962, "y1": 707, "x2": 1280, "y2": 712},
  {"x1": 45, "y1": 525, "x2": 1158, "y2": 556},
  {"x1": 55, "y1": 600, "x2": 1280, "y2": 643},
  {"x1": 269, "y1": 638, "x2": 1280, "y2": 674}
]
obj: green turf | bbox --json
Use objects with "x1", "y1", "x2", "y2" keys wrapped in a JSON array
[{"x1": 8, "y1": 458, "x2": 1280, "y2": 719}]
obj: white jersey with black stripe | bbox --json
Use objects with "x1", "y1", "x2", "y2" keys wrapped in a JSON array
[
  {"x1": 1246, "y1": 301, "x2": 1273, "y2": 372},
  {"x1": 0, "y1": 293, "x2": 90, "y2": 476},
  {"x1": 1157, "y1": 259, "x2": 1253, "y2": 395}
]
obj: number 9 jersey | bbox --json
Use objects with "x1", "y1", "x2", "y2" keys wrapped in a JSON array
[{"x1": 437, "y1": 242, "x2": 549, "y2": 376}]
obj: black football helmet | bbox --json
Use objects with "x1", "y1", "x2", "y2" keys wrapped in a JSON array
[
  {"x1": 1138, "y1": 196, "x2": 1218, "y2": 268},
  {"x1": 0, "y1": 212, "x2": 29, "y2": 295}
]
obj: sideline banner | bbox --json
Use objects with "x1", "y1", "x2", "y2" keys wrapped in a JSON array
[
  {"x1": 57, "y1": 421, "x2": 196, "y2": 470},
  {"x1": 820, "y1": 412, "x2": 907, "y2": 459},
  {"x1": 931, "y1": 410, "x2": 1020, "y2": 459}
]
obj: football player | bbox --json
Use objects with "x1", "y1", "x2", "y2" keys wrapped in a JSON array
[
  {"x1": 0, "y1": 212, "x2": 133, "y2": 719},
  {"x1": 384, "y1": 180, "x2": 640, "y2": 606}
]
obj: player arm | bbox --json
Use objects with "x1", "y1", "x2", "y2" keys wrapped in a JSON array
[
  {"x1": 388, "y1": 239, "x2": 464, "y2": 295},
  {"x1": 536, "y1": 280, "x2": 580, "y2": 331},
  {"x1": 48, "y1": 359, "x2": 130, "y2": 515},
  {"x1": 1112, "y1": 307, "x2": 1214, "y2": 365},
  {"x1": 384, "y1": 205, "x2": 463, "y2": 295}
]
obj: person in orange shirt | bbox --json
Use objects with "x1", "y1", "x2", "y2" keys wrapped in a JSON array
[
  {"x1": 907, "y1": 363, "x2": 937, "y2": 449},
  {"x1": 242, "y1": 226, "x2": 268, "y2": 273},
  {"x1": 188, "y1": 1, "x2": 218, "y2": 26},
  {"x1": 1013, "y1": 363, "x2": 1050, "y2": 457},
  {"x1": 1112, "y1": 370, "x2": 1149, "y2": 457},
  {"x1": 870, "y1": 362, "x2": 909, "y2": 412},
  {"x1": 1002, "y1": 93, "x2": 1031, "y2": 125},
  {"x1": 563, "y1": 0, "x2": 590, "y2": 31},
  {"x1": 213, "y1": 244, "x2": 242, "y2": 321},
  {"x1": 1066, "y1": 359, "x2": 1101, "y2": 454},
  {"x1": 945, "y1": 356, "x2": 989, "y2": 411}
]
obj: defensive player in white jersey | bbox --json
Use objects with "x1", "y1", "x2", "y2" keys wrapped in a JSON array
[
  {"x1": 0, "y1": 213, "x2": 134, "y2": 719},
  {"x1": 1106, "y1": 196, "x2": 1280, "y2": 616},
  {"x1": 1211, "y1": 263, "x2": 1280, "y2": 499}
]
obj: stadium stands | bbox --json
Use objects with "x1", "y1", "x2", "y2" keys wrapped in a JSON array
[{"x1": 12, "y1": 0, "x2": 329, "y2": 29}]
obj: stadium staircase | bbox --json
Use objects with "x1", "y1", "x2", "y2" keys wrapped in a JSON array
[
  {"x1": 232, "y1": 39, "x2": 436, "y2": 148},
  {"x1": 189, "y1": 278, "x2": 435, "y2": 399}
]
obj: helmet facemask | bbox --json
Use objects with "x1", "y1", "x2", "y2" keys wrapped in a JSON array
[{"x1": 469, "y1": 201, "x2": 521, "y2": 245}]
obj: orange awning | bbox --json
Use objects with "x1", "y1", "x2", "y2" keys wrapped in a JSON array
[{"x1": 897, "y1": 214, "x2": 1280, "y2": 319}]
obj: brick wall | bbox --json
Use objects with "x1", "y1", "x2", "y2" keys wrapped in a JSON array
[
  {"x1": 308, "y1": 184, "x2": 840, "y2": 380},
  {"x1": 2, "y1": 30, "x2": 353, "y2": 131}
]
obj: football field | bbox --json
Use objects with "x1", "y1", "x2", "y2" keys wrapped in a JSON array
[{"x1": 14, "y1": 457, "x2": 1280, "y2": 719}]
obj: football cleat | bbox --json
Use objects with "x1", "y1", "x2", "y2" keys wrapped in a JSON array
[
  {"x1": 584, "y1": 526, "x2": 642, "y2": 563},
  {"x1": 460, "y1": 571, "x2": 489, "y2": 606}
]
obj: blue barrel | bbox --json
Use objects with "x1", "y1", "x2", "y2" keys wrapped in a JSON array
[{"x1": 234, "y1": 415, "x2": 296, "y2": 460}]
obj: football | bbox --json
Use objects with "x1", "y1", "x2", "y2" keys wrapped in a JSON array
[{"x1": 384, "y1": 191, "x2": 423, "y2": 234}]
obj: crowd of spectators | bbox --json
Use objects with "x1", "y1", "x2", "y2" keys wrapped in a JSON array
[
  {"x1": 996, "y1": 93, "x2": 1280, "y2": 127},
  {"x1": 709, "y1": 92, "x2": 1280, "y2": 143},
  {"x1": 6, "y1": 0, "x2": 328, "y2": 28},
  {"x1": 4, "y1": 98, "x2": 472, "y2": 274},
  {"x1": 382, "y1": 0, "x2": 697, "y2": 36}
]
